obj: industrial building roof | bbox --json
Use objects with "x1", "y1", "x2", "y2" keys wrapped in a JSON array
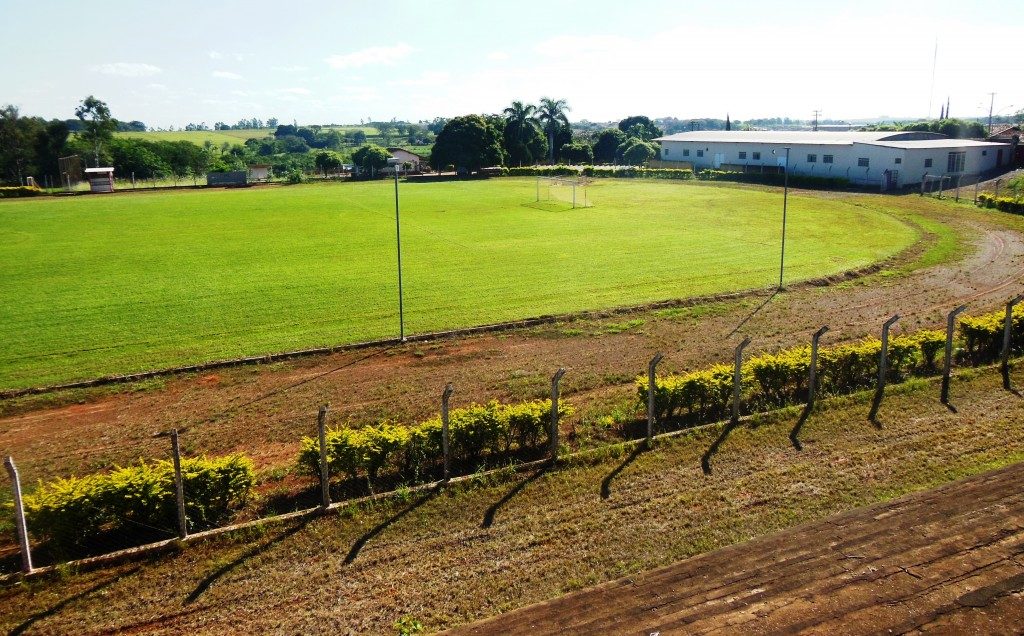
[{"x1": 652, "y1": 130, "x2": 984, "y2": 146}]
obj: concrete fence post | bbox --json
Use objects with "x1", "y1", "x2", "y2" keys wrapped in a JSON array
[
  {"x1": 808, "y1": 326, "x2": 830, "y2": 408},
  {"x1": 646, "y1": 353, "x2": 664, "y2": 446},
  {"x1": 869, "y1": 315, "x2": 901, "y2": 422},
  {"x1": 995, "y1": 179, "x2": 1002, "y2": 199},
  {"x1": 732, "y1": 338, "x2": 752, "y2": 425},
  {"x1": 550, "y1": 369, "x2": 566, "y2": 460},
  {"x1": 941, "y1": 305, "x2": 968, "y2": 405},
  {"x1": 4, "y1": 457, "x2": 33, "y2": 574},
  {"x1": 442, "y1": 384, "x2": 454, "y2": 481},
  {"x1": 974, "y1": 179, "x2": 980, "y2": 204},
  {"x1": 1002, "y1": 295, "x2": 1024, "y2": 390},
  {"x1": 317, "y1": 404, "x2": 330, "y2": 509},
  {"x1": 170, "y1": 429, "x2": 188, "y2": 539}
]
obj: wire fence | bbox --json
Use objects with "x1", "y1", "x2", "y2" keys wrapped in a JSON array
[{"x1": 4, "y1": 295, "x2": 1023, "y2": 579}]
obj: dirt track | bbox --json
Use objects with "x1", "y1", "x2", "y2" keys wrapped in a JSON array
[{"x1": 452, "y1": 462, "x2": 1024, "y2": 635}]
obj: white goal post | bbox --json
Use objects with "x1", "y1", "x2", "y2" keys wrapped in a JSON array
[{"x1": 534, "y1": 175, "x2": 593, "y2": 208}]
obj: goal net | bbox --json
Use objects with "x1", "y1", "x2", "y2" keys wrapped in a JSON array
[{"x1": 534, "y1": 176, "x2": 593, "y2": 209}]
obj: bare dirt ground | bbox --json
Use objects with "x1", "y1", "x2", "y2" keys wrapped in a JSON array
[
  {"x1": 453, "y1": 461, "x2": 1024, "y2": 636},
  {"x1": 2, "y1": 196, "x2": 1024, "y2": 491}
]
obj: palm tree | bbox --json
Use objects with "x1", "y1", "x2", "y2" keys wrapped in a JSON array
[
  {"x1": 535, "y1": 97, "x2": 570, "y2": 163},
  {"x1": 503, "y1": 100, "x2": 536, "y2": 140}
]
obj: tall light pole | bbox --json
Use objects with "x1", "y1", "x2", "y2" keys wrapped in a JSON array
[
  {"x1": 387, "y1": 157, "x2": 405, "y2": 341},
  {"x1": 773, "y1": 146, "x2": 791, "y2": 290}
]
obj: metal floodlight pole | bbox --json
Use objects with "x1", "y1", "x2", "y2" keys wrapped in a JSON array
[
  {"x1": 732, "y1": 337, "x2": 752, "y2": 425},
  {"x1": 170, "y1": 429, "x2": 188, "y2": 539},
  {"x1": 773, "y1": 147, "x2": 791, "y2": 290},
  {"x1": 317, "y1": 404, "x2": 331, "y2": 508},
  {"x1": 941, "y1": 305, "x2": 968, "y2": 404},
  {"x1": 1002, "y1": 295, "x2": 1024, "y2": 390},
  {"x1": 550, "y1": 368, "x2": 566, "y2": 459},
  {"x1": 646, "y1": 353, "x2": 664, "y2": 446},
  {"x1": 441, "y1": 383, "x2": 454, "y2": 482},
  {"x1": 390, "y1": 159, "x2": 405, "y2": 342}
]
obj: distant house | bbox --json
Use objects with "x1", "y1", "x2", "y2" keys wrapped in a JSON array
[
  {"x1": 655, "y1": 130, "x2": 1012, "y2": 190},
  {"x1": 385, "y1": 148, "x2": 429, "y2": 173},
  {"x1": 988, "y1": 126, "x2": 1022, "y2": 165},
  {"x1": 84, "y1": 167, "x2": 115, "y2": 193},
  {"x1": 248, "y1": 164, "x2": 271, "y2": 181}
]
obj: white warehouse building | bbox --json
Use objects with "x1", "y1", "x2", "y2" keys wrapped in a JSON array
[{"x1": 654, "y1": 131, "x2": 1012, "y2": 190}]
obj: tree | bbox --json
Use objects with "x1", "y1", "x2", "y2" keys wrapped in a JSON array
[
  {"x1": 314, "y1": 150, "x2": 343, "y2": 175},
  {"x1": 536, "y1": 97, "x2": 570, "y2": 163},
  {"x1": 560, "y1": 141, "x2": 593, "y2": 165},
  {"x1": 75, "y1": 95, "x2": 117, "y2": 167},
  {"x1": 266, "y1": 117, "x2": 279, "y2": 129},
  {"x1": 619, "y1": 138, "x2": 658, "y2": 166},
  {"x1": 352, "y1": 144, "x2": 391, "y2": 176},
  {"x1": 617, "y1": 115, "x2": 662, "y2": 142},
  {"x1": 593, "y1": 128, "x2": 627, "y2": 164},
  {"x1": 502, "y1": 101, "x2": 546, "y2": 166},
  {"x1": 430, "y1": 115, "x2": 504, "y2": 173},
  {"x1": 353, "y1": 130, "x2": 367, "y2": 145}
]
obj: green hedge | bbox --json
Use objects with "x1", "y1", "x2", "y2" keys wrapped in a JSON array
[
  {"x1": 299, "y1": 400, "x2": 572, "y2": 484},
  {"x1": 977, "y1": 193, "x2": 1024, "y2": 214},
  {"x1": 23, "y1": 454, "x2": 255, "y2": 552},
  {"x1": 0, "y1": 185, "x2": 43, "y2": 198},
  {"x1": 959, "y1": 304, "x2": 1024, "y2": 363},
  {"x1": 696, "y1": 169, "x2": 850, "y2": 190},
  {"x1": 637, "y1": 331, "x2": 945, "y2": 422}
]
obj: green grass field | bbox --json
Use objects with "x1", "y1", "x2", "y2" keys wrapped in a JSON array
[
  {"x1": 0, "y1": 179, "x2": 918, "y2": 389},
  {"x1": 115, "y1": 125, "x2": 380, "y2": 147}
]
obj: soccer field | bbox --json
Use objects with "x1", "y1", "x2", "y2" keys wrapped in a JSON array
[{"x1": 0, "y1": 178, "x2": 918, "y2": 389}]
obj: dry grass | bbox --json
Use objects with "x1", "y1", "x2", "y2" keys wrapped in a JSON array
[{"x1": 2, "y1": 365, "x2": 1023, "y2": 634}]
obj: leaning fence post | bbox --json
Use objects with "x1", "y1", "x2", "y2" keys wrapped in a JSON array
[
  {"x1": 1002, "y1": 296, "x2": 1024, "y2": 390},
  {"x1": 549, "y1": 369, "x2": 566, "y2": 460},
  {"x1": 317, "y1": 404, "x2": 330, "y2": 509},
  {"x1": 4, "y1": 457, "x2": 33, "y2": 574},
  {"x1": 941, "y1": 305, "x2": 968, "y2": 406},
  {"x1": 170, "y1": 429, "x2": 188, "y2": 539},
  {"x1": 732, "y1": 338, "x2": 752, "y2": 425},
  {"x1": 441, "y1": 384, "x2": 454, "y2": 481},
  {"x1": 869, "y1": 315, "x2": 901, "y2": 421},
  {"x1": 955, "y1": 175, "x2": 962, "y2": 202},
  {"x1": 646, "y1": 353, "x2": 664, "y2": 446},
  {"x1": 808, "y1": 326, "x2": 830, "y2": 408}
]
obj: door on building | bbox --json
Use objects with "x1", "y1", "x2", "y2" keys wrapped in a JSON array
[
  {"x1": 997, "y1": 149, "x2": 1004, "y2": 166},
  {"x1": 883, "y1": 169, "x2": 899, "y2": 191},
  {"x1": 714, "y1": 153, "x2": 724, "y2": 168}
]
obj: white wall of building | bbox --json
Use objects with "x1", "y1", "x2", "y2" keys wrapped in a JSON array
[{"x1": 658, "y1": 136, "x2": 1009, "y2": 188}]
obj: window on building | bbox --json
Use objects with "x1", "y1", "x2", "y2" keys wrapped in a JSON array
[
  {"x1": 738, "y1": 151, "x2": 747, "y2": 160},
  {"x1": 753, "y1": 152, "x2": 761, "y2": 160},
  {"x1": 683, "y1": 149, "x2": 690, "y2": 157},
  {"x1": 823, "y1": 154, "x2": 833, "y2": 163},
  {"x1": 947, "y1": 151, "x2": 965, "y2": 173},
  {"x1": 807, "y1": 154, "x2": 817, "y2": 163},
  {"x1": 982, "y1": 150, "x2": 988, "y2": 156},
  {"x1": 697, "y1": 149, "x2": 704, "y2": 157},
  {"x1": 925, "y1": 158, "x2": 933, "y2": 168},
  {"x1": 894, "y1": 157, "x2": 902, "y2": 164},
  {"x1": 858, "y1": 157, "x2": 870, "y2": 167},
  {"x1": 664, "y1": 148, "x2": 670, "y2": 156}
]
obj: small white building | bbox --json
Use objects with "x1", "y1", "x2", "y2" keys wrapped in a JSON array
[
  {"x1": 248, "y1": 164, "x2": 271, "y2": 181},
  {"x1": 385, "y1": 147, "x2": 429, "y2": 173},
  {"x1": 654, "y1": 131, "x2": 1012, "y2": 190},
  {"x1": 84, "y1": 167, "x2": 115, "y2": 193}
]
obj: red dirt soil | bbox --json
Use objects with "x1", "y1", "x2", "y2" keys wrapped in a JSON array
[{"x1": 451, "y1": 462, "x2": 1024, "y2": 635}]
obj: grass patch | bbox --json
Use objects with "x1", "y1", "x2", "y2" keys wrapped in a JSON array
[{"x1": 0, "y1": 179, "x2": 918, "y2": 390}]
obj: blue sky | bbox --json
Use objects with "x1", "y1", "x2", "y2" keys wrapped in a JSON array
[{"x1": 2, "y1": 0, "x2": 1020, "y2": 127}]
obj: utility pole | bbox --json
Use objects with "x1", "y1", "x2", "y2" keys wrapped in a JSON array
[
  {"x1": 988, "y1": 92, "x2": 996, "y2": 135},
  {"x1": 812, "y1": 110, "x2": 821, "y2": 131}
]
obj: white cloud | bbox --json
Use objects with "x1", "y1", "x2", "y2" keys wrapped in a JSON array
[
  {"x1": 147, "y1": 83, "x2": 169, "y2": 91},
  {"x1": 91, "y1": 62, "x2": 162, "y2": 77},
  {"x1": 212, "y1": 70, "x2": 243, "y2": 80},
  {"x1": 281, "y1": 87, "x2": 312, "y2": 95},
  {"x1": 208, "y1": 50, "x2": 223, "y2": 60},
  {"x1": 272, "y1": 65, "x2": 309, "y2": 72},
  {"x1": 325, "y1": 43, "x2": 413, "y2": 69},
  {"x1": 486, "y1": 51, "x2": 510, "y2": 62},
  {"x1": 389, "y1": 71, "x2": 450, "y2": 88}
]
